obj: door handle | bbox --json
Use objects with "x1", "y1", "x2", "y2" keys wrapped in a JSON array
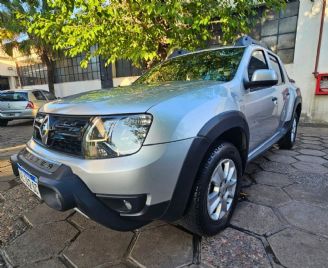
[{"x1": 272, "y1": 97, "x2": 278, "y2": 105}]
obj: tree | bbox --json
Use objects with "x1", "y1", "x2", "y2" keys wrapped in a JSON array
[
  {"x1": 0, "y1": 0, "x2": 59, "y2": 95},
  {"x1": 28, "y1": 0, "x2": 285, "y2": 69}
]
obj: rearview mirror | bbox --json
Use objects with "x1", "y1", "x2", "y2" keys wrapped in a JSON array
[{"x1": 245, "y1": 69, "x2": 278, "y2": 89}]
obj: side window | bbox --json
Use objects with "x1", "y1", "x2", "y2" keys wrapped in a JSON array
[
  {"x1": 33, "y1": 91, "x2": 46, "y2": 101},
  {"x1": 42, "y1": 91, "x2": 56, "y2": 100},
  {"x1": 269, "y1": 55, "x2": 284, "y2": 85},
  {"x1": 248, "y1": 50, "x2": 268, "y2": 81}
]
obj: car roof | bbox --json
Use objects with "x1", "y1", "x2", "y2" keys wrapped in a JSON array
[
  {"x1": 0, "y1": 89, "x2": 44, "y2": 93},
  {"x1": 184, "y1": 45, "x2": 245, "y2": 54},
  {"x1": 168, "y1": 46, "x2": 246, "y2": 60},
  {"x1": 0, "y1": 90, "x2": 30, "y2": 93}
]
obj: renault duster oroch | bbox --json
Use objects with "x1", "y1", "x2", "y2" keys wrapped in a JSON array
[{"x1": 11, "y1": 38, "x2": 302, "y2": 236}]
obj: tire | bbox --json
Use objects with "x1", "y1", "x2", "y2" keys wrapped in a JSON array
[
  {"x1": 0, "y1": 119, "x2": 8, "y2": 127},
  {"x1": 278, "y1": 113, "x2": 299, "y2": 150},
  {"x1": 180, "y1": 142, "x2": 242, "y2": 236}
]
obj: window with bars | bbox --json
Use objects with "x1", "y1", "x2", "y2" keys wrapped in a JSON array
[
  {"x1": 18, "y1": 63, "x2": 48, "y2": 86},
  {"x1": 115, "y1": 59, "x2": 143, "y2": 77},
  {"x1": 17, "y1": 56, "x2": 143, "y2": 87},
  {"x1": 257, "y1": 0, "x2": 300, "y2": 64},
  {"x1": 209, "y1": 1, "x2": 300, "y2": 64},
  {"x1": 54, "y1": 54, "x2": 100, "y2": 83},
  {"x1": 18, "y1": 54, "x2": 102, "y2": 86}
]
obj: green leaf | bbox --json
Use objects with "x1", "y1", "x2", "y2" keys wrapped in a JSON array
[{"x1": 4, "y1": 0, "x2": 285, "y2": 68}]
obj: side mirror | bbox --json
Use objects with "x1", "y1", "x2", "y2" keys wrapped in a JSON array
[{"x1": 245, "y1": 69, "x2": 278, "y2": 89}]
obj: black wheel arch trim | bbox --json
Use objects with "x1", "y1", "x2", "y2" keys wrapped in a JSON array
[
  {"x1": 284, "y1": 96, "x2": 302, "y2": 129},
  {"x1": 162, "y1": 111, "x2": 250, "y2": 222},
  {"x1": 294, "y1": 96, "x2": 302, "y2": 119}
]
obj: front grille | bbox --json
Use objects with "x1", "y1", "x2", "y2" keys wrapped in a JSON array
[{"x1": 33, "y1": 113, "x2": 90, "y2": 156}]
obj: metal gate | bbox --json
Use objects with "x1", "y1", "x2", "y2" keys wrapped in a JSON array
[{"x1": 99, "y1": 58, "x2": 113, "y2": 89}]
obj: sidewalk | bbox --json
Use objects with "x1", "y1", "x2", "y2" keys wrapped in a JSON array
[{"x1": 1, "y1": 120, "x2": 328, "y2": 267}]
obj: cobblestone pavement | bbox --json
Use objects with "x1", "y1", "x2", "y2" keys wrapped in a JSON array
[{"x1": 1, "y1": 120, "x2": 328, "y2": 268}]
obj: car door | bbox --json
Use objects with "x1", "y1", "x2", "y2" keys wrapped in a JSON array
[
  {"x1": 32, "y1": 90, "x2": 47, "y2": 109},
  {"x1": 242, "y1": 50, "x2": 279, "y2": 151},
  {"x1": 267, "y1": 54, "x2": 291, "y2": 130}
]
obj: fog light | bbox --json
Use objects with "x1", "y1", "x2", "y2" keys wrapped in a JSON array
[
  {"x1": 123, "y1": 200, "x2": 132, "y2": 211},
  {"x1": 97, "y1": 194, "x2": 147, "y2": 214}
]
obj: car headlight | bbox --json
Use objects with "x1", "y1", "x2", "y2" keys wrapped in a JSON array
[{"x1": 83, "y1": 114, "x2": 152, "y2": 159}]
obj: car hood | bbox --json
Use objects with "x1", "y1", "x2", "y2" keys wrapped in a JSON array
[{"x1": 40, "y1": 81, "x2": 224, "y2": 115}]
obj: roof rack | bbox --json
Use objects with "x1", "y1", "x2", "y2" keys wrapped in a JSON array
[
  {"x1": 167, "y1": 35, "x2": 269, "y2": 59},
  {"x1": 235, "y1": 35, "x2": 269, "y2": 50},
  {"x1": 168, "y1": 49, "x2": 189, "y2": 59}
]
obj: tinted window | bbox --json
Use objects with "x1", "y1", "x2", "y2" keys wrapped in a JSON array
[
  {"x1": 0, "y1": 92, "x2": 28, "y2": 102},
  {"x1": 248, "y1": 51, "x2": 268, "y2": 80},
  {"x1": 42, "y1": 91, "x2": 56, "y2": 100},
  {"x1": 33, "y1": 91, "x2": 46, "y2": 100},
  {"x1": 269, "y1": 55, "x2": 283, "y2": 84},
  {"x1": 135, "y1": 48, "x2": 245, "y2": 85}
]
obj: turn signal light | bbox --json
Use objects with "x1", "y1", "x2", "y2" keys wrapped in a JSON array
[{"x1": 25, "y1": 101, "x2": 35, "y2": 109}]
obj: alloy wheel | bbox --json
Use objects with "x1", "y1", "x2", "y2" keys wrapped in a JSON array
[
  {"x1": 207, "y1": 159, "x2": 237, "y2": 221},
  {"x1": 291, "y1": 117, "x2": 297, "y2": 142}
]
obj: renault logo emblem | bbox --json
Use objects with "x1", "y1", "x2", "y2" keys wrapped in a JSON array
[{"x1": 39, "y1": 115, "x2": 50, "y2": 145}]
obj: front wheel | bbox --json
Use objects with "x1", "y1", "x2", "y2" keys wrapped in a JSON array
[
  {"x1": 278, "y1": 114, "x2": 299, "y2": 149},
  {"x1": 0, "y1": 119, "x2": 8, "y2": 127},
  {"x1": 180, "y1": 142, "x2": 242, "y2": 236}
]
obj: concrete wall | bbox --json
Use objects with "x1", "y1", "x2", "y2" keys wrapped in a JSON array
[
  {"x1": 285, "y1": 0, "x2": 328, "y2": 123},
  {"x1": 0, "y1": 59, "x2": 17, "y2": 77},
  {"x1": 21, "y1": 77, "x2": 140, "y2": 97},
  {"x1": 113, "y1": 76, "x2": 139, "y2": 87},
  {"x1": 23, "y1": 79, "x2": 102, "y2": 97},
  {"x1": 0, "y1": 58, "x2": 18, "y2": 90},
  {"x1": 8, "y1": 77, "x2": 17, "y2": 89}
]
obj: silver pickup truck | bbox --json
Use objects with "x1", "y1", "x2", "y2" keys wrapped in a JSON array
[{"x1": 11, "y1": 38, "x2": 302, "y2": 236}]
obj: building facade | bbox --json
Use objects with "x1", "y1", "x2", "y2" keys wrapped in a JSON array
[
  {"x1": 249, "y1": 0, "x2": 328, "y2": 124},
  {"x1": 0, "y1": 50, "x2": 19, "y2": 90},
  {"x1": 284, "y1": 0, "x2": 328, "y2": 123}
]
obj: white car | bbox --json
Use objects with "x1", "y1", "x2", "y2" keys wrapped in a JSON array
[{"x1": 0, "y1": 89, "x2": 56, "y2": 126}]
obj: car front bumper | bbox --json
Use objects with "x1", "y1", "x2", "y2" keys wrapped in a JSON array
[{"x1": 11, "y1": 138, "x2": 194, "y2": 230}]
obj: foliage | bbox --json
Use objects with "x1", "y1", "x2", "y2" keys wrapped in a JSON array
[
  {"x1": 0, "y1": 0, "x2": 59, "y2": 94},
  {"x1": 1, "y1": 0, "x2": 52, "y2": 56},
  {"x1": 28, "y1": 0, "x2": 285, "y2": 68}
]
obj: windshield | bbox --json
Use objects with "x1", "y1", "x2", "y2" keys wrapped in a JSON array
[
  {"x1": 135, "y1": 48, "x2": 245, "y2": 85},
  {"x1": 0, "y1": 92, "x2": 28, "y2": 102}
]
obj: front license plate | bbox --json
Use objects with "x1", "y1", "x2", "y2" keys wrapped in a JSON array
[{"x1": 18, "y1": 164, "x2": 41, "y2": 199}]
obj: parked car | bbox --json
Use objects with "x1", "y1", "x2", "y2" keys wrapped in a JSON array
[
  {"x1": 0, "y1": 89, "x2": 56, "y2": 127},
  {"x1": 11, "y1": 38, "x2": 301, "y2": 236}
]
